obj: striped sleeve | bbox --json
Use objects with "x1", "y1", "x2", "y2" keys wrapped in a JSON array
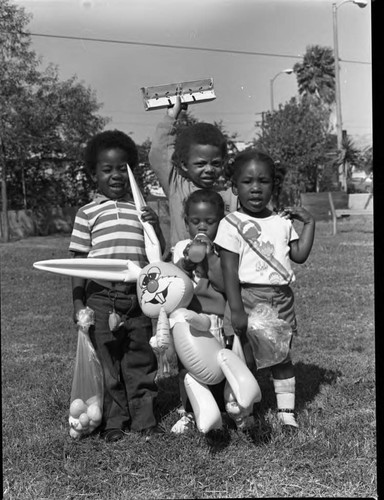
[{"x1": 69, "y1": 206, "x2": 92, "y2": 253}]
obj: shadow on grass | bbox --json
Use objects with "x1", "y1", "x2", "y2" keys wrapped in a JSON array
[
  {"x1": 204, "y1": 428, "x2": 232, "y2": 454},
  {"x1": 154, "y1": 375, "x2": 269, "y2": 451},
  {"x1": 153, "y1": 361, "x2": 340, "y2": 450},
  {"x1": 154, "y1": 375, "x2": 182, "y2": 420},
  {"x1": 254, "y1": 361, "x2": 341, "y2": 416}
]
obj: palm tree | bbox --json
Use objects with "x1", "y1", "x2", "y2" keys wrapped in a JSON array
[
  {"x1": 337, "y1": 133, "x2": 360, "y2": 191},
  {"x1": 293, "y1": 45, "x2": 336, "y2": 106},
  {"x1": 294, "y1": 45, "x2": 352, "y2": 190}
]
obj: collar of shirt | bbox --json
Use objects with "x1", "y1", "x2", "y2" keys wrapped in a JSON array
[{"x1": 93, "y1": 193, "x2": 134, "y2": 205}]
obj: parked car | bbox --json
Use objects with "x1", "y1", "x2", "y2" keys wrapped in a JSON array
[{"x1": 348, "y1": 171, "x2": 373, "y2": 193}]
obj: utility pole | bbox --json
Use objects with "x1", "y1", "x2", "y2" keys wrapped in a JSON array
[{"x1": 332, "y1": 0, "x2": 367, "y2": 190}]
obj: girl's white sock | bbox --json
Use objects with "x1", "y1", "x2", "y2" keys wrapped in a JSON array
[{"x1": 273, "y1": 376, "x2": 298, "y2": 428}]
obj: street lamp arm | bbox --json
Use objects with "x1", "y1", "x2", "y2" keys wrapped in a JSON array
[
  {"x1": 270, "y1": 72, "x2": 282, "y2": 85},
  {"x1": 334, "y1": 0, "x2": 352, "y2": 11},
  {"x1": 269, "y1": 69, "x2": 294, "y2": 110},
  {"x1": 270, "y1": 69, "x2": 293, "y2": 84},
  {"x1": 334, "y1": 0, "x2": 368, "y2": 10}
]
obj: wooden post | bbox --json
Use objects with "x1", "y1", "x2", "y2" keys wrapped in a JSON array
[
  {"x1": 0, "y1": 136, "x2": 10, "y2": 242},
  {"x1": 328, "y1": 192, "x2": 337, "y2": 236}
]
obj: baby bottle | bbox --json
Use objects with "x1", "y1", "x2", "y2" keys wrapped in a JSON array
[{"x1": 188, "y1": 233, "x2": 210, "y2": 263}]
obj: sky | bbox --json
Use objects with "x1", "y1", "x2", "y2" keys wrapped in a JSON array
[{"x1": 14, "y1": 0, "x2": 372, "y2": 147}]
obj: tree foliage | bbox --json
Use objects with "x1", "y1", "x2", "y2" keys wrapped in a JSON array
[
  {"x1": 339, "y1": 133, "x2": 361, "y2": 182},
  {"x1": 358, "y1": 145, "x2": 373, "y2": 174},
  {"x1": 1, "y1": 0, "x2": 36, "y2": 239},
  {"x1": 255, "y1": 97, "x2": 334, "y2": 206},
  {"x1": 0, "y1": 0, "x2": 109, "y2": 224},
  {"x1": 293, "y1": 45, "x2": 335, "y2": 106},
  {"x1": 137, "y1": 138, "x2": 161, "y2": 196}
]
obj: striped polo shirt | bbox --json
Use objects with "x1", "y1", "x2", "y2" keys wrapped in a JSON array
[{"x1": 69, "y1": 194, "x2": 148, "y2": 267}]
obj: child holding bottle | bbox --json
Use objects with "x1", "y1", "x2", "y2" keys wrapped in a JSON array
[{"x1": 171, "y1": 189, "x2": 228, "y2": 433}]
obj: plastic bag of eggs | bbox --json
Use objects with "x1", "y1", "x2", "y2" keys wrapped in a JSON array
[{"x1": 68, "y1": 396, "x2": 102, "y2": 439}]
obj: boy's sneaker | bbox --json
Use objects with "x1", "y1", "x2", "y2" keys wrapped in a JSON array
[
  {"x1": 100, "y1": 429, "x2": 125, "y2": 442},
  {"x1": 171, "y1": 410, "x2": 195, "y2": 434},
  {"x1": 277, "y1": 409, "x2": 299, "y2": 429}
]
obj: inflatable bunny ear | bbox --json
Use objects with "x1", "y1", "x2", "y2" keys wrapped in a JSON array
[{"x1": 126, "y1": 163, "x2": 163, "y2": 263}]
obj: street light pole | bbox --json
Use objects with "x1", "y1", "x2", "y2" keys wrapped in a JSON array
[
  {"x1": 270, "y1": 69, "x2": 293, "y2": 111},
  {"x1": 332, "y1": 2, "x2": 343, "y2": 155},
  {"x1": 332, "y1": 0, "x2": 367, "y2": 190}
]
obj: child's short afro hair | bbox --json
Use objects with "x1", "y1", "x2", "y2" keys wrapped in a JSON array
[
  {"x1": 227, "y1": 148, "x2": 276, "y2": 183},
  {"x1": 84, "y1": 130, "x2": 138, "y2": 175},
  {"x1": 172, "y1": 123, "x2": 228, "y2": 170},
  {"x1": 183, "y1": 189, "x2": 225, "y2": 219}
]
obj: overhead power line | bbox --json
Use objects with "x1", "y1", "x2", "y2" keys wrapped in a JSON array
[
  {"x1": 25, "y1": 31, "x2": 302, "y2": 59},
  {"x1": 11, "y1": 31, "x2": 371, "y2": 65}
]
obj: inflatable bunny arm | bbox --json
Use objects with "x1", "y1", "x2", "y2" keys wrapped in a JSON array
[{"x1": 170, "y1": 308, "x2": 211, "y2": 332}]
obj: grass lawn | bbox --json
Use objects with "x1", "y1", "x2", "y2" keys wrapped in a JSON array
[{"x1": 1, "y1": 216, "x2": 376, "y2": 499}]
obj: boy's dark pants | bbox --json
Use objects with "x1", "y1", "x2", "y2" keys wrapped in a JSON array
[{"x1": 86, "y1": 281, "x2": 158, "y2": 432}]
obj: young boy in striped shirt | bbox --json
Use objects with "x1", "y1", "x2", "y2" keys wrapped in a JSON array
[{"x1": 69, "y1": 130, "x2": 165, "y2": 442}]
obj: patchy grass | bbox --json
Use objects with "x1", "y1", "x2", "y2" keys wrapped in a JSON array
[{"x1": 1, "y1": 218, "x2": 376, "y2": 499}]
